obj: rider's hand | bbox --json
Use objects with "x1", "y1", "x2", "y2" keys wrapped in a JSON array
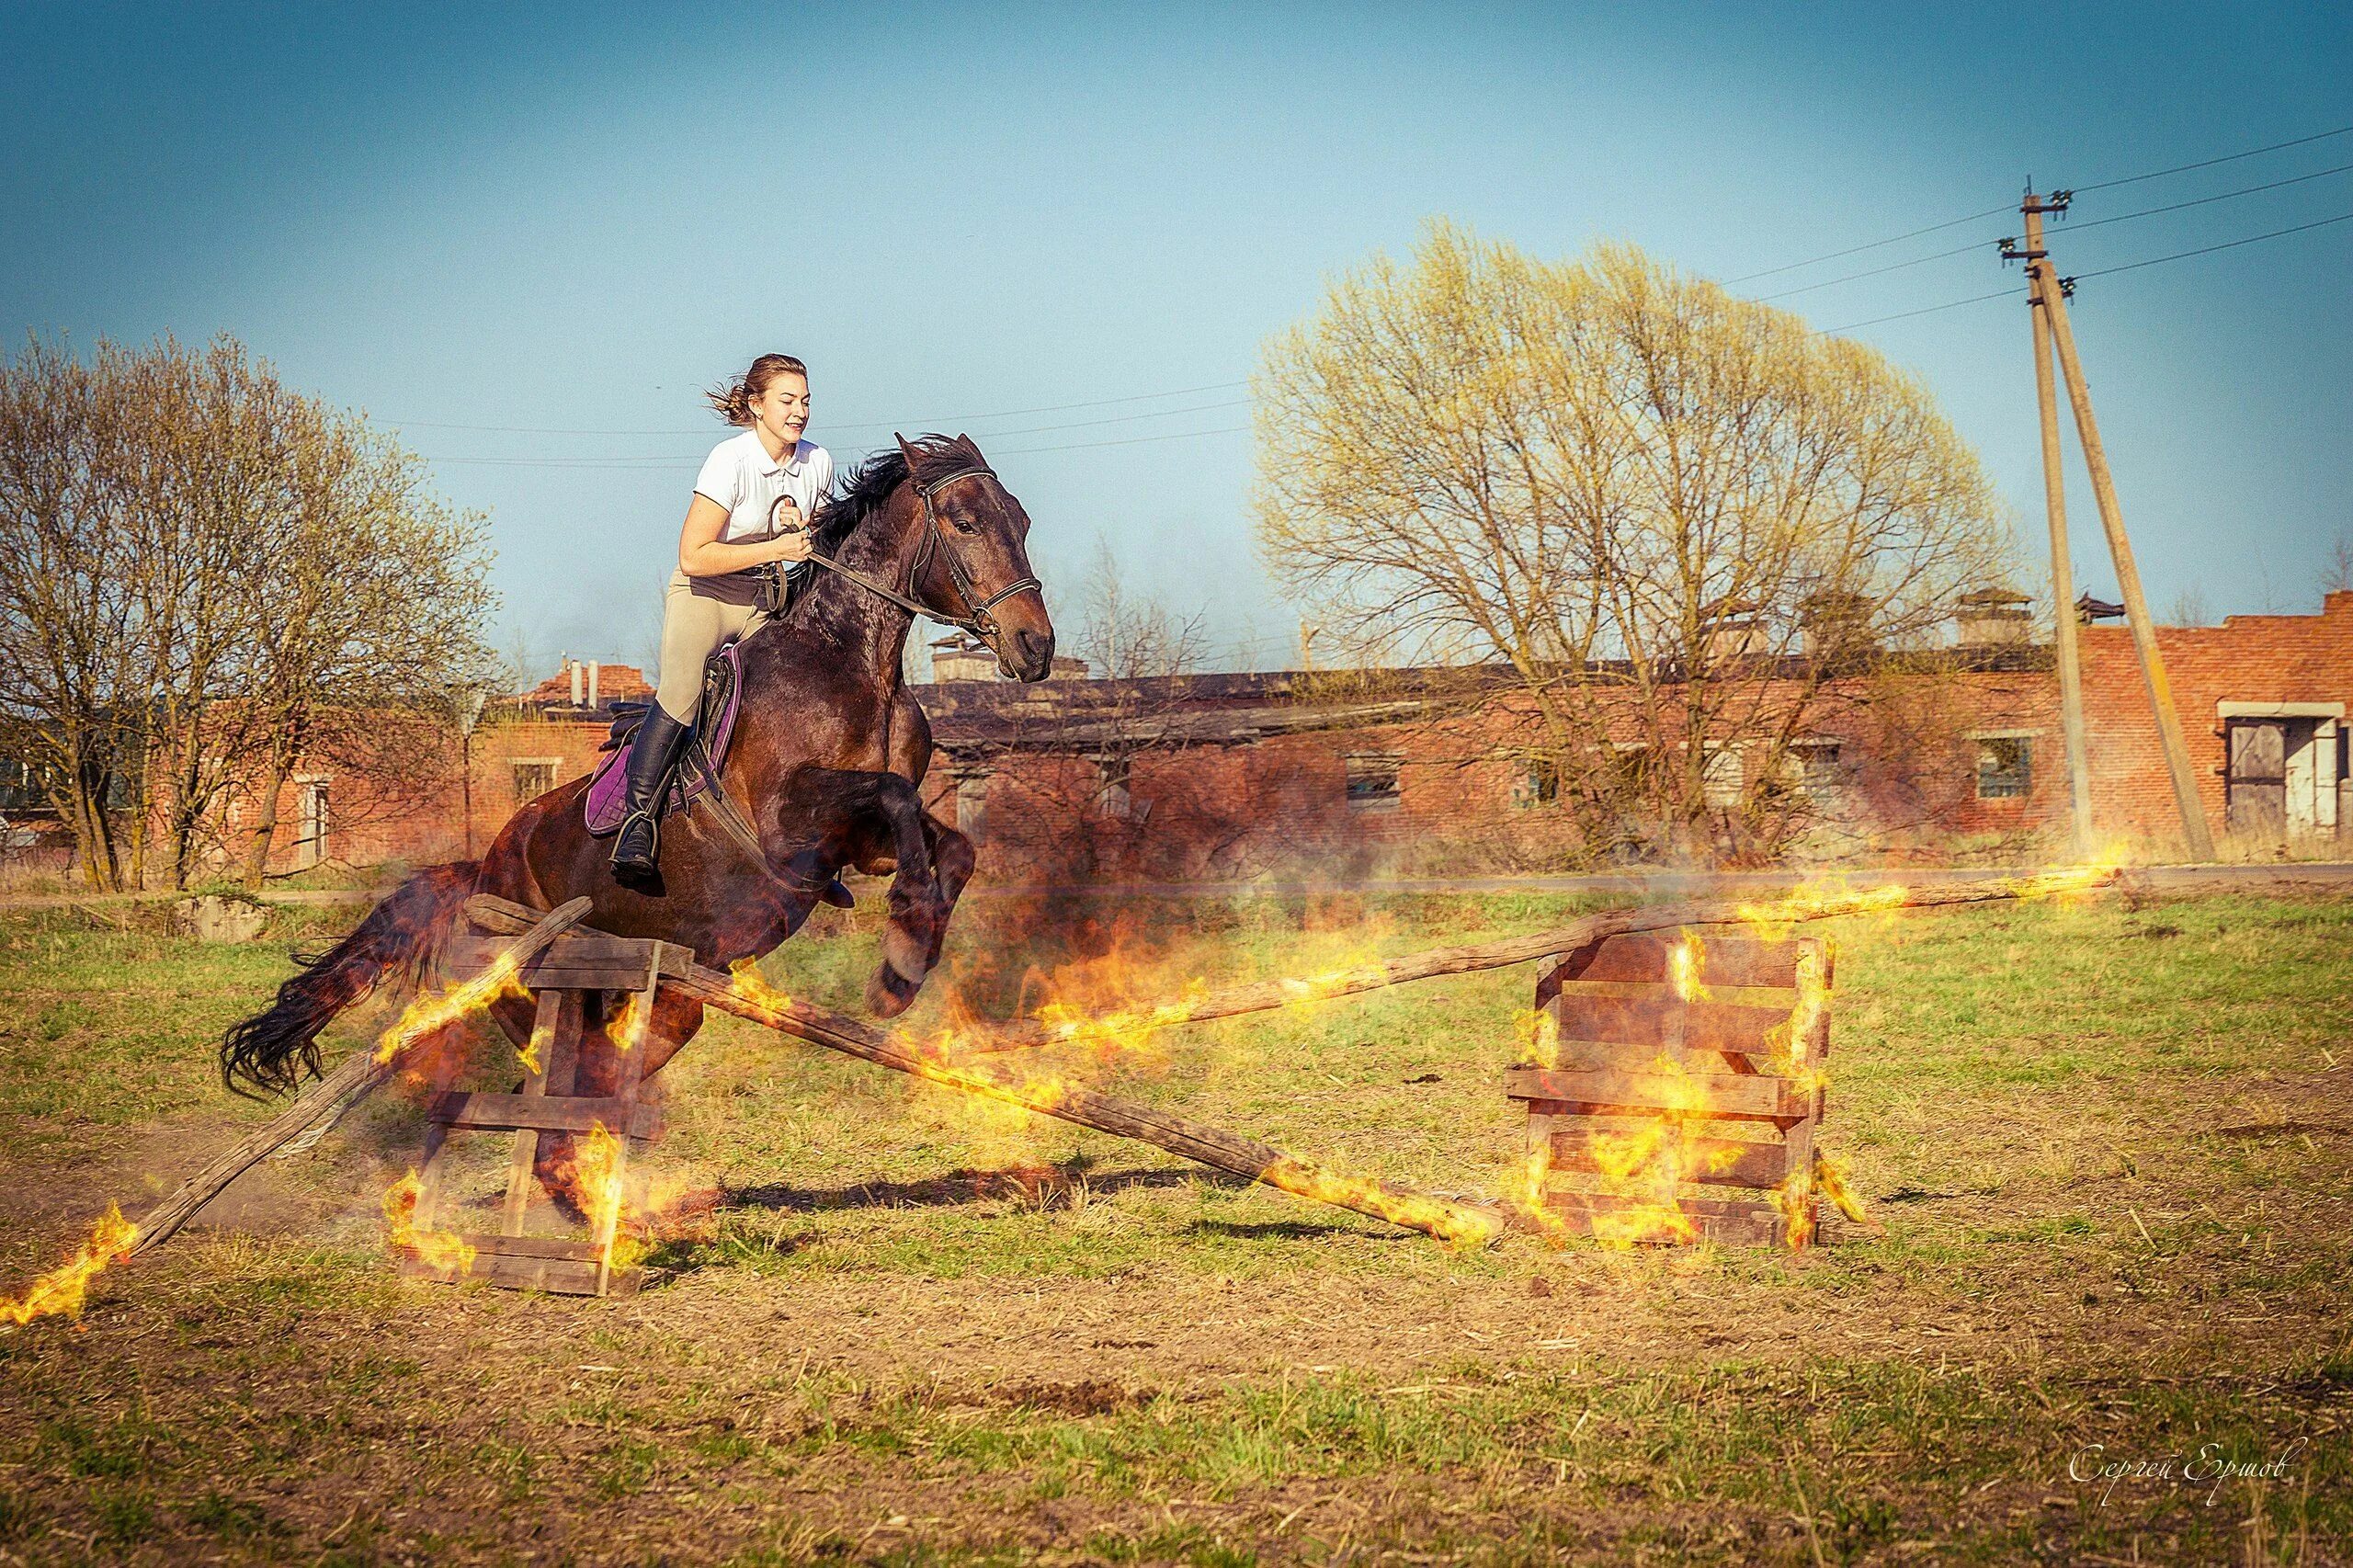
[{"x1": 770, "y1": 498, "x2": 813, "y2": 562}]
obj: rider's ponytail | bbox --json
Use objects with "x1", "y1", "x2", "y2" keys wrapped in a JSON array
[{"x1": 707, "y1": 353, "x2": 808, "y2": 426}]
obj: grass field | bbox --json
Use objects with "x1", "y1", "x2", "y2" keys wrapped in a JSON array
[{"x1": 0, "y1": 884, "x2": 2347, "y2": 1564}]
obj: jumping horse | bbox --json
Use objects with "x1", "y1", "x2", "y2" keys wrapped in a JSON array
[{"x1": 220, "y1": 434, "x2": 1055, "y2": 1204}]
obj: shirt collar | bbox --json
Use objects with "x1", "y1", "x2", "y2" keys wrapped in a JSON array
[{"x1": 751, "y1": 433, "x2": 805, "y2": 478}]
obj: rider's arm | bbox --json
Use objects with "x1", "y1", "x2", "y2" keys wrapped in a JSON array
[{"x1": 678, "y1": 494, "x2": 813, "y2": 577}]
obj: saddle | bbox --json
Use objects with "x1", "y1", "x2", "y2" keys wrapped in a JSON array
[{"x1": 583, "y1": 641, "x2": 745, "y2": 836}]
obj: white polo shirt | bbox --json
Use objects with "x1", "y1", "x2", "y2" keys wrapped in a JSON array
[{"x1": 693, "y1": 430, "x2": 835, "y2": 544}]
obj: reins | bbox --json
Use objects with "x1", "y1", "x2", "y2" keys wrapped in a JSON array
[{"x1": 799, "y1": 460, "x2": 1040, "y2": 642}]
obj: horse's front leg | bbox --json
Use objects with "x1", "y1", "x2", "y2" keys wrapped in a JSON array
[{"x1": 774, "y1": 767, "x2": 948, "y2": 1017}]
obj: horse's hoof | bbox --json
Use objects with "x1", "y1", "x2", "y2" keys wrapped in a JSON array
[
  {"x1": 866, "y1": 963, "x2": 921, "y2": 1018},
  {"x1": 819, "y1": 877, "x2": 854, "y2": 909}
]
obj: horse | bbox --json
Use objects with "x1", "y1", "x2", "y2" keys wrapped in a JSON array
[{"x1": 219, "y1": 434, "x2": 1055, "y2": 1207}]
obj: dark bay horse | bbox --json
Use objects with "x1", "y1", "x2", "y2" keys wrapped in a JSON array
[{"x1": 221, "y1": 435, "x2": 1054, "y2": 1199}]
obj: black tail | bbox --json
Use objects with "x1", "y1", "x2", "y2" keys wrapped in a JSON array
[{"x1": 220, "y1": 862, "x2": 480, "y2": 1098}]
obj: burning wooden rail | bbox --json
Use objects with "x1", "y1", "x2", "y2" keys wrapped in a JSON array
[
  {"x1": 118, "y1": 867, "x2": 2120, "y2": 1271},
  {"x1": 961, "y1": 869, "x2": 2123, "y2": 1055}
]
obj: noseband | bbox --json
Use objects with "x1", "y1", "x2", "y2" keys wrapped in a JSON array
[{"x1": 801, "y1": 464, "x2": 1040, "y2": 642}]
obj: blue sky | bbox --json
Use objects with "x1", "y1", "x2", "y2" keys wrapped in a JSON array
[{"x1": 6, "y1": 2, "x2": 2347, "y2": 677}]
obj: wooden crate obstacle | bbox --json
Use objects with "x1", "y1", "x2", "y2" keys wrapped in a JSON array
[
  {"x1": 1506, "y1": 928, "x2": 1831, "y2": 1248},
  {"x1": 399, "y1": 924, "x2": 696, "y2": 1297}
]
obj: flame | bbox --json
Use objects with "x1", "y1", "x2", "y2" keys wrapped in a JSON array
[
  {"x1": 381, "y1": 1171, "x2": 476, "y2": 1277},
  {"x1": 1512, "y1": 1006, "x2": 1563, "y2": 1069},
  {"x1": 1257, "y1": 1157, "x2": 1501, "y2": 1248},
  {"x1": 607, "y1": 991, "x2": 651, "y2": 1054},
  {"x1": 0, "y1": 1205, "x2": 139, "y2": 1326},
  {"x1": 1811, "y1": 1149, "x2": 1876, "y2": 1232},
  {"x1": 374, "y1": 953, "x2": 532, "y2": 1066},
  {"x1": 727, "y1": 960, "x2": 796, "y2": 1016},
  {"x1": 1668, "y1": 935, "x2": 1711, "y2": 1004}
]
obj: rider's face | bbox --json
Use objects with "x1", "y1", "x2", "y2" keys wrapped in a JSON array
[{"x1": 751, "y1": 373, "x2": 810, "y2": 449}]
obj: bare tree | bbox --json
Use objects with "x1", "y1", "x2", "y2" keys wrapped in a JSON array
[
  {"x1": 2324, "y1": 529, "x2": 2353, "y2": 597},
  {"x1": 0, "y1": 334, "x2": 495, "y2": 889},
  {"x1": 0, "y1": 338, "x2": 152, "y2": 887},
  {"x1": 229, "y1": 406, "x2": 496, "y2": 886},
  {"x1": 1254, "y1": 224, "x2": 2016, "y2": 859}
]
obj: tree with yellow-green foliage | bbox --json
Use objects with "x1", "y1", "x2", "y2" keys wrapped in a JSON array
[{"x1": 1254, "y1": 223, "x2": 2017, "y2": 860}]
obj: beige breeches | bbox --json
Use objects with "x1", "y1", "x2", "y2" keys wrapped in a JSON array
[{"x1": 655, "y1": 570, "x2": 767, "y2": 721}]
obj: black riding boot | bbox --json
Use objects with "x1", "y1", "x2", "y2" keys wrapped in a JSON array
[{"x1": 609, "y1": 706, "x2": 693, "y2": 881}]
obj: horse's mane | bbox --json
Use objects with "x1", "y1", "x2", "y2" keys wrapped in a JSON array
[{"x1": 809, "y1": 434, "x2": 978, "y2": 556}]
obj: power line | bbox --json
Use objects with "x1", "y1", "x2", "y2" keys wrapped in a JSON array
[
  {"x1": 2073, "y1": 122, "x2": 2353, "y2": 193},
  {"x1": 1728, "y1": 120, "x2": 2353, "y2": 287},
  {"x1": 386, "y1": 379, "x2": 1250, "y2": 438},
  {"x1": 2069, "y1": 209, "x2": 2353, "y2": 280},
  {"x1": 1814, "y1": 204, "x2": 2353, "y2": 334},
  {"x1": 1749, "y1": 238, "x2": 1990, "y2": 301},
  {"x1": 426, "y1": 420, "x2": 1256, "y2": 468},
  {"x1": 1813, "y1": 288, "x2": 2021, "y2": 335},
  {"x1": 1756, "y1": 160, "x2": 2353, "y2": 305},
  {"x1": 1723, "y1": 207, "x2": 2009, "y2": 285},
  {"x1": 2063, "y1": 160, "x2": 2353, "y2": 231}
]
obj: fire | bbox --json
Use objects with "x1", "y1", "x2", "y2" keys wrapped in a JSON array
[
  {"x1": 374, "y1": 952, "x2": 531, "y2": 1067},
  {"x1": 727, "y1": 960, "x2": 797, "y2": 1016},
  {"x1": 381, "y1": 1171, "x2": 476, "y2": 1277},
  {"x1": 607, "y1": 991, "x2": 652, "y2": 1054},
  {"x1": 1258, "y1": 1156, "x2": 1501, "y2": 1248},
  {"x1": 0, "y1": 1205, "x2": 139, "y2": 1326}
]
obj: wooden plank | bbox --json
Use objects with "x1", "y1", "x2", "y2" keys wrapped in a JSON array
[
  {"x1": 1542, "y1": 1190, "x2": 1814, "y2": 1248},
  {"x1": 501, "y1": 990, "x2": 561, "y2": 1235},
  {"x1": 596, "y1": 941, "x2": 662, "y2": 1295},
  {"x1": 404, "y1": 1250, "x2": 642, "y2": 1297},
  {"x1": 455, "y1": 1233, "x2": 608, "y2": 1262},
  {"x1": 426, "y1": 1092, "x2": 660, "y2": 1139},
  {"x1": 1547, "y1": 1126, "x2": 1794, "y2": 1187},
  {"x1": 440, "y1": 932, "x2": 694, "y2": 992},
  {"x1": 1538, "y1": 1039, "x2": 1771, "y2": 1074},
  {"x1": 1548, "y1": 978, "x2": 1797, "y2": 1008},
  {"x1": 1504, "y1": 1065, "x2": 1804, "y2": 1121},
  {"x1": 1536, "y1": 930, "x2": 1807, "y2": 996},
  {"x1": 1549, "y1": 994, "x2": 1798, "y2": 1053}
]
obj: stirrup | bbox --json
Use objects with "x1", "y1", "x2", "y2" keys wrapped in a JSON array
[{"x1": 610, "y1": 809, "x2": 661, "y2": 872}]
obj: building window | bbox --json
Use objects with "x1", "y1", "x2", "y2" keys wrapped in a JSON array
[
  {"x1": 1792, "y1": 740, "x2": 1845, "y2": 801},
  {"x1": 294, "y1": 778, "x2": 330, "y2": 869},
  {"x1": 1345, "y1": 754, "x2": 1402, "y2": 812},
  {"x1": 1700, "y1": 745, "x2": 1745, "y2": 809},
  {"x1": 1514, "y1": 756, "x2": 1561, "y2": 810},
  {"x1": 955, "y1": 772, "x2": 990, "y2": 843},
  {"x1": 1975, "y1": 736, "x2": 2033, "y2": 800},
  {"x1": 0, "y1": 758, "x2": 58, "y2": 812},
  {"x1": 512, "y1": 761, "x2": 557, "y2": 801},
  {"x1": 1094, "y1": 756, "x2": 1135, "y2": 821}
]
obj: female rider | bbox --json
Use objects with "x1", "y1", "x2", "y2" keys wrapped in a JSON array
[{"x1": 610, "y1": 353, "x2": 834, "y2": 880}]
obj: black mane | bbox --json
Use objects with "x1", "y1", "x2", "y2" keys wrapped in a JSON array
[{"x1": 812, "y1": 434, "x2": 976, "y2": 552}]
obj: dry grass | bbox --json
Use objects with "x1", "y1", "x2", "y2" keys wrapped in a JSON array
[{"x1": 0, "y1": 886, "x2": 2347, "y2": 1564}]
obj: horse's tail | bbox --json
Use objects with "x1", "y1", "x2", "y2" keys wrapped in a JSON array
[{"x1": 220, "y1": 861, "x2": 480, "y2": 1098}]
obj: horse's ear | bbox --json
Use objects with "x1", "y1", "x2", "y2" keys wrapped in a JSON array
[
  {"x1": 955, "y1": 433, "x2": 983, "y2": 461},
  {"x1": 893, "y1": 433, "x2": 926, "y2": 478}
]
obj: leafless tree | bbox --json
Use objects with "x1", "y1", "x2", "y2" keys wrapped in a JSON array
[
  {"x1": 0, "y1": 334, "x2": 496, "y2": 889},
  {"x1": 1254, "y1": 223, "x2": 2018, "y2": 860}
]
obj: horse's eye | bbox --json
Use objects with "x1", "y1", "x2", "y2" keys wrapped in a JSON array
[{"x1": 949, "y1": 514, "x2": 978, "y2": 534}]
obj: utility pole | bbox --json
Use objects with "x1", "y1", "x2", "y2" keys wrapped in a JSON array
[
  {"x1": 2018, "y1": 190, "x2": 2095, "y2": 858},
  {"x1": 2005, "y1": 198, "x2": 2217, "y2": 861}
]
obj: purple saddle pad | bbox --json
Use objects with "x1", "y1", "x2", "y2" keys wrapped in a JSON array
[{"x1": 584, "y1": 641, "x2": 745, "y2": 835}]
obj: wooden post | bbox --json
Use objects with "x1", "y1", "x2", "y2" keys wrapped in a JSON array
[
  {"x1": 2022, "y1": 194, "x2": 2096, "y2": 858},
  {"x1": 2034, "y1": 237, "x2": 2218, "y2": 860}
]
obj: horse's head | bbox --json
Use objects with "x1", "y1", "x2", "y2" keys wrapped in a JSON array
[{"x1": 893, "y1": 434, "x2": 1056, "y2": 681}]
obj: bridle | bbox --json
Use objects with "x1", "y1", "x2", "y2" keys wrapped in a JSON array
[{"x1": 798, "y1": 463, "x2": 1041, "y2": 644}]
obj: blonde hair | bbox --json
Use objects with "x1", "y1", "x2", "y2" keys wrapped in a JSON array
[{"x1": 707, "y1": 353, "x2": 808, "y2": 426}]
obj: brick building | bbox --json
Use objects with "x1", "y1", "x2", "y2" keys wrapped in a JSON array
[{"x1": 9, "y1": 598, "x2": 2346, "y2": 886}]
